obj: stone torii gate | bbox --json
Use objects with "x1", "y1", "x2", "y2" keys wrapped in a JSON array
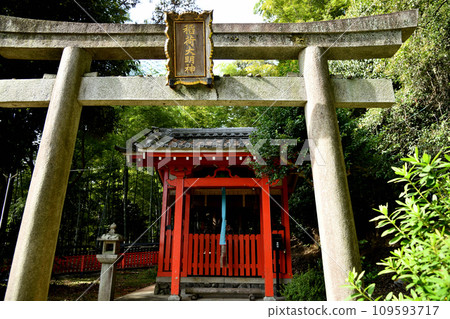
[{"x1": 0, "y1": 10, "x2": 417, "y2": 301}]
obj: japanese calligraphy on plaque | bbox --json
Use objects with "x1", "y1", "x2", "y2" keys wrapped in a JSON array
[{"x1": 165, "y1": 11, "x2": 214, "y2": 88}]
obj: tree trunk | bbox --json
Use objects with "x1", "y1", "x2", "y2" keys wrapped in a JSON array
[{"x1": 0, "y1": 173, "x2": 15, "y2": 245}]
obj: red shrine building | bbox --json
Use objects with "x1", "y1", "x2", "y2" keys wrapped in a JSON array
[{"x1": 128, "y1": 127, "x2": 294, "y2": 299}]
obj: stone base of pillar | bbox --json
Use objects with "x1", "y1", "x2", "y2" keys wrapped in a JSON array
[
  {"x1": 168, "y1": 294, "x2": 181, "y2": 301},
  {"x1": 263, "y1": 296, "x2": 276, "y2": 301}
]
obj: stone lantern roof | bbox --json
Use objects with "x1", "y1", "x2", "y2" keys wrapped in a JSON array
[{"x1": 97, "y1": 223, "x2": 123, "y2": 242}]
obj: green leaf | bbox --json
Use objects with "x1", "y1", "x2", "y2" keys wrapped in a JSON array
[
  {"x1": 378, "y1": 269, "x2": 395, "y2": 275},
  {"x1": 366, "y1": 283, "x2": 375, "y2": 296},
  {"x1": 356, "y1": 271, "x2": 365, "y2": 281},
  {"x1": 389, "y1": 234, "x2": 403, "y2": 245},
  {"x1": 422, "y1": 165, "x2": 432, "y2": 173},
  {"x1": 376, "y1": 220, "x2": 390, "y2": 228},
  {"x1": 370, "y1": 215, "x2": 388, "y2": 222},
  {"x1": 381, "y1": 227, "x2": 397, "y2": 237},
  {"x1": 385, "y1": 292, "x2": 393, "y2": 301},
  {"x1": 422, "y1": 153, "x2": 431, "y2": 164},
  {"x1": 401, "y1": 156, "x2": 418, "y2": 164}
]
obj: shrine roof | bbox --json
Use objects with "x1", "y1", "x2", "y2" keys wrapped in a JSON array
[{"x1": 134, "y1": 127, "x2": 255, "y2": 152}]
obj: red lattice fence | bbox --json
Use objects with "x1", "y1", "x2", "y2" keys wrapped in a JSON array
[{"x1": 1, "y1": 251, "x2": 158, "y2": 275}]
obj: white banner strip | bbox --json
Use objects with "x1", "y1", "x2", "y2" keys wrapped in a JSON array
[{"x1": 2, "y1": 301, "x2": 449, "y2": 319}]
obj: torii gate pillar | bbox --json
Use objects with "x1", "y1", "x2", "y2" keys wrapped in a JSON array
[
  {"x1": 5, "y1": 47, "x2": 92, "y2": 300},
  {"x1": 300, "y1": 47, "x2": 361, "y2": 301}
]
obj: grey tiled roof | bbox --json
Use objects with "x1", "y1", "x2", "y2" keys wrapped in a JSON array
[{"x1": 137, "y1": 127, "x2": 255, "y2": 150}]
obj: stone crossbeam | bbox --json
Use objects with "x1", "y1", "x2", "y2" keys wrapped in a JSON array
[
  {"x1": 0, "y1": 10, "x2": 417, "y2": 60},
  {"x1": 0, "y1": 76, "x2": 394, "y2": 108}
]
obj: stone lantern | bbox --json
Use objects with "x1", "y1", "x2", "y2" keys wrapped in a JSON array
[{"x1": 96, "y1": 223, "x2": 123, "y2": 301}]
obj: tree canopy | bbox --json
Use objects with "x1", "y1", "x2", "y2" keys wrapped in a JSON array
[
  {"x1": 151, "y1": 0, "x2": 200, "y2": 23},
  {"x1": 254, "y1": 0, "x2": 350, "y2": 22}
]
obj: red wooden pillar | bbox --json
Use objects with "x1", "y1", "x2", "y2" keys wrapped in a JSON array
[
  {"x1": 167, "y1": 207, "x2": 172, "y2": 227},
  {"x1": 157, "y1": 169, "x2": 169, "y2": 276},
  {"x1": 282, "y1": 178, "x2": 293, "y2": 277},
  {"x1": 261, "y1": 177, "x2": 274, "y2": 299},
  {"x1": 181, "y1": 192, "x2": 191, "y2": 277},
  {"x1": 259, "y1": 189, "x2": 264, "y2": 277},
  {"x1": 169, "y1": 177, "x2": 184, "y2": 300}
]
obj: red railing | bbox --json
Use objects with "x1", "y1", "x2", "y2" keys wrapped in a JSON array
[
  {"x1": 121, "y1": 251, "x2": 157, "y2": 269},
  {"x1": 53, "y1": 254, "x2": 100, "y2": 274},
  {"x1": 185, "y1": 233, "x2": 262, "y2": 277},
  {"x1": 158, "y1": 231, "x2": 289, "y2": 278},
  {"x1": 51, "y1": 251, "x2": 158, "y2": 274}
]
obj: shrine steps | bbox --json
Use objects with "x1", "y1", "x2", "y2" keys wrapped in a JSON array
[
  {"x1": 185, "y1": 287, "x2": 264, "y2": 301},
  {"x1": 155, "y1": 276, "x2": 291, "y2": 297}
]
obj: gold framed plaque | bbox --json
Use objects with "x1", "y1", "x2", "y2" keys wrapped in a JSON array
[{"x1": 164, "y1": 11, "x2": 214, "y2": 88}]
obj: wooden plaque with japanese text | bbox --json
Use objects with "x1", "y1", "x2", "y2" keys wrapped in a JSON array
[{"x1": 165, "y1": 11, "x2": 214, "y2": 88}]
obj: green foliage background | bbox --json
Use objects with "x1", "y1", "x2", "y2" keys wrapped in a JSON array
[
  {"x1": 346, "y1": 149, "x2": 450, "y2": 301},
  {"x1": 282, "y1": 265, "x2": 326, "y2": 301}
]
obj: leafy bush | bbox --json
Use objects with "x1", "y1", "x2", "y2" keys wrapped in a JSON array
[
  {"x1": 346, "y1": 148, "x2": 450, "y2": 300},
  {"x1": 282, "y1": 266, "x2": 326, "y2": 301}
]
